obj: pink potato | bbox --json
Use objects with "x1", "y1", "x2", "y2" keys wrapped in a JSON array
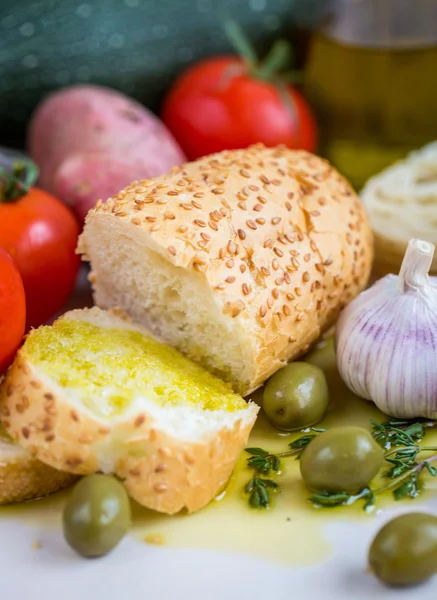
[{"x1": 28, "y1": 85, "x2": 187, "y2": 223}]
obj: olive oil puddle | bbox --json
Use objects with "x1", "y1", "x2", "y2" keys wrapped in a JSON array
[{"x1": 2, "y1": 340, "x2": 437, "y2": 566}]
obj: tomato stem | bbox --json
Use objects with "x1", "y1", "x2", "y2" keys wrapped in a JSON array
[{"x1": 0, "y1": 161, "x2": 39, "y2": 203}]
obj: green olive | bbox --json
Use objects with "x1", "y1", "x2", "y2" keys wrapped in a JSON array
[
  {"x1": 263, "y1": 362, "x2": 329, "y2": 431},
  {"x1": 299, "y1": 426, "x2": 383, "y2": 494},
  {"x1": 369, "y1": 513, "x2": 437, "y2": 586},
  {"x1": 63, "y1": 474, "x2": 131, "y2": 558}
]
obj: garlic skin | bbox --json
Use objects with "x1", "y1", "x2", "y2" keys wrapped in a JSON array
[{"x1": 335, "y1": 239, "x2": 437, "y2": 419}]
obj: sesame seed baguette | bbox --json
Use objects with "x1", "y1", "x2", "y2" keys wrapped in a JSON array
[
  {"x1": 0, "y1": 426, "x2": 76, "y2": 504},
  {"x1": 0, "y1": 307, "x2": 258, "y2": 515},
  {"x1": 78, "y1": 144, "x2": 373, "y2": 395}
]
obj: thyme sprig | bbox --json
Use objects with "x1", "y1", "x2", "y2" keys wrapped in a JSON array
[
  {"x1": 243, "y1": 419, "x2": 437, "y2": 510},
  {"x1": 243, "y1": 428, "x2": 325, "y2": 508}
]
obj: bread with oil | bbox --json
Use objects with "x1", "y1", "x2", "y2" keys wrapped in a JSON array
[
  {"x1": 78, "y1": 144, "x2": 373, "y2": 395},
  {"x1": 0, "y1": 425, "x2": 76, "y2": 504},
  {"x1": 0, "y1": 307, "x2": 258, "y2": 514}
]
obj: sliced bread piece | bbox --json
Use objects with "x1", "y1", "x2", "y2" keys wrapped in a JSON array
[
  {"x1": 0, "y1": 425, "x2": 76, "y2": 504},
  {"x1": 0, "y1": 307, "x2": 258, "y2": 514},
  {"x1": 78, "y1": 145, "x2": 373, "y2": 396}
]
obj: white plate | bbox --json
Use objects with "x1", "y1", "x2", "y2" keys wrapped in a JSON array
[{"x1": 2, "y1": 269, "x2": 436, "y2": 600}]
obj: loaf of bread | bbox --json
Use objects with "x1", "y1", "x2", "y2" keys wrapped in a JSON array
[
  {"x1": 78, "y1": 145, "x2": 373, "y2": 395},
  {"x1": 0, "y1": 426, "x2": 76, "y2": 504},
  {"x1": 0, "y1": 307, "x2": 258, "y2": 514}
]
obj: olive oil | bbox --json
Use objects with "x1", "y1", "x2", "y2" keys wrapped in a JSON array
[
  {"x1": 304, "y1": 4, "x2": 437, "y2": 189},
  {"x1": 3, "y1": 339, "x2": 437, "y2": 566}
]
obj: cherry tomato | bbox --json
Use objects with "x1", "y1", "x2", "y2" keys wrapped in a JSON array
[
  {"x1": 0, "y1": 187, "x2": 80, "y2": 329},
  {"x1": 162, "y1": 57, "x2": 318, "y2": 160},
  {"x1": 0, "y1": 248, "x2": 26, "y2": 374}
]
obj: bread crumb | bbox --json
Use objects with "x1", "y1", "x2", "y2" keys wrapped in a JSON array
[
  {"x1": 32, "y1": 540, "x2": 42, "y2": 550},
  {"x1": 144, "y1": 533, "x2": 165, "y2": 546}
]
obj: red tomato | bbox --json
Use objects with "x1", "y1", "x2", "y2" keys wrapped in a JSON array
[
  {"x1": 0, "y1": 248, "x2": 26, "y2": 374},
  {"x1": 0, "y1": 187, "x2": 80, "y2": 329},
  {"x1": 162, "y1": 57, "x2": 318, "y2": 160}
]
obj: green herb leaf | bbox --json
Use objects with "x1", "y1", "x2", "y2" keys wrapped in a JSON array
[
  {"x1": 245, "y1": 448, "x2": 268, "y2": 456},
  {"x1": 289, "y1": 435, "x2": 316, "y2": 450}
]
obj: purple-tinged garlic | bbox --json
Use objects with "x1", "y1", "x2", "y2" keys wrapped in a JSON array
[{"x1": 335, "y1": 238, "x2": 437, "y2": 419}]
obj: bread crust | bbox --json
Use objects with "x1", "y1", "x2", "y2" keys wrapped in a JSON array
[
  {"x1": 0, "y1": 436, "x2": 76, "y2": 505},
  {"x1": 78, "y1": 144, "x2": 373, "y2": 394},
  {"x1": 0, "y1": 308, "x2": 258, "y2": 514}
]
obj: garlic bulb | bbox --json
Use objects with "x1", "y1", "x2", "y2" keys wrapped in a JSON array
[{"x1": 335, "y1": 238, "x2": 437, "y2": 419}]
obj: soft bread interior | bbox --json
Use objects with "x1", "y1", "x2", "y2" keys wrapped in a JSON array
[
  {"x1": 83, "y1": 216, "x2": 258, "y2": 392},
  {"x1": 25, "y1": 308, "x2": 256, "y2": 443}
]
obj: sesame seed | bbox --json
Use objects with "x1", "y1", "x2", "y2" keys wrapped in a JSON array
[
  {"x1": 310, "y1": 240, "x2": 318, "y2": 252},
  {"x1": 304, "y1": 253, "x2": 311, "y2": 262},
  {"x1": 261, "y1": 266, "x2": 270, "y2": 276},
  {"x1": 216, "y1": 283, "x2": 227, "y2": 290},
  {"x1": 115, "y1": 212, "x2": 128, "y2": 217},
  {"x1": 318, "y1": 197, "x2": 326, "y2": 206},
  {"x1": 201, "y1": 232, "x2": 211, "y2": 241},
  {"x1": 167, "y1": 190, "x2": 179, "y2": 196},
  {"x1": 226, "y1": 259, "x2": 234, "y2": 268},
  {"x1": 315, "y1": 280, "x2": 322, "y2": 289},
  {"x1": 260, "y1": 305, "x2": 267, "y2": 318},
  {"x1": 168, "y1": 246, "x2": 177, "y2": 256},
  {"x1": 146, "y1": 216, "x2": 157, "y2": 222},
  {"x1": 164, "y1": 211, "x2": 176, "y2": 220},
  {"x1": 242, "y1": 283, "x2": 251, "y2": 295},
  {"x1": 151, "y1": 224, "x2": 160, "y2": 232},
  {"x1": 156, "y1": 183, "x2": 167, "y2": 190},
  {"x1": 264, "y1": 239, "x2": 274, "y2": 249},
  {"x1": 272, "y1": 288, "x2": 279, "y2": 299},
  {"x1": 311, "y1": 210, "x2": 321, "y2": 217},
  {"x1": 253, "y1": 204, "x2": 263, "y2": 211},
  {"x1": 260, "y1": 175, "x2": 270, "y2": 184},
  {"x1": 324, "y1": 257, "x2": 334, "y2": 266},
  {"x1": 220, "y1": 207, "x2": 228, "y2": 217},
  {"x1": 271, "y1": 179, "x2": 281, "y2": 186},
  {"x1": 271, "y1": 217, "x2": 281, "y2": 225},
  {"x1": 226, "y1": 276, "x2": 236, "y2": 284},
  {"x1": 283, "y1": 305, "x2": 291, "y2": 316},
  {"x1": 131, "y1": 217, "x2": 141, "y2": 225},
  {"x1": 238, "y1": 202, "x2": 247, "y2": 210},
  {"x1": 278, "y1": 236, "x2": 287, "y2": 245},
  {"x1": 176, "y1": 180, "x2": 185, "y2": 187},
  {"x1": 240, "y1": 264, "x2": 247, "y2": 273},
  {"x1": 246, "y1": 220, "x2": 257, "y2": 230},
  {"x1": 194, "y1": 192, "x2": 204, "y2": 198},
  {"x1": 193, "y1": 261, "x2": 206, "y2": 272},
  {"x1": 289, "y1": 335, "x2": 297, "y2": 342},
  {"x1": 296, "y1": 313, "x2": 304, "y2": 322},
  {"x1": 302, "y1": 271, "x2": 310, "y2": 282},
  {"x1": 198, "y1": 240, "x2": 207, "y2": 249},
  {"x1": 297, "y1": 233, "x2": 304, "y2": 242},
  {"x1": 272, "y1": 259, "x2": 279, "y2": 271},
  {"x1": 212, "y1": 188, "x2": 224, "y2": 195},
  {"x1": 295, "y1": 287, "x2": 302, "y2": 296},
  {"x1": 179, "y1": 225, "x2": 188, "y2": 233},
  {"x1": 240, "y1": 169, "x2": 251, "y2": 178},
  {"x1": 249, "y1": 185, "x2": 259, "y2": 191},
  {"x1": 228, "y1": 240, "x2": 237, "y2": 254},
  {"x1": 209, "y1": 221, "x2": 219, "y2": 231},
  {"x1": 285, "y1": 233, "x2": 296, "y2": 243},
  {"x1": 192, "y1": 201, "x2": 203, "y2": 209},
  {"x1": 194, "y1": 219, "x2": 206, "y2": 227},
  {"x1": 315, "y1": 263, "x2": 325, "y2": 273},
  {"x1": 275, "y1": 277, "x2": 285, "y2": 285},
  {"x1": 219, "y1": 248, "x2": 225, "y2": 259},
  {"x1": 284, "y1": 272, "x2": 291, "y2": 284},
  {"x1": 311, "y1": 282, "x2": 316, "y2": 292},
  {"x1": 243, "y1": 186, "x2": 250, "y2": 196},
  {"x1": 287, "y1": 192, "x2": 294, "y2": 199},
  {"x1": 255, "y1": 217, "x2": 266, "y2": 225},
  {"x1": 180, "y1": 203, "x2": 192, "y2": 210},
  {"x1": 211, "y1": 210, "x2": 222, "y2": 221},
  {"x1": 273, "y1": 247, "x2": 284, "y2": 257},
  {"x1": 156, "y1": 199, "x2": 168, "y2": 205},
  {"x1": 267, "y1": 298, "x2": 274, "y2": 309},
  {"x1": 285, "y1": 202, "x2": 292, "y2": 211},
  {"x1": 286, "y1": 293, "x2": 295, "y2": 301},
  {"x1": 257, "y1": 196, "x2": 267, "y2": 204}
]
